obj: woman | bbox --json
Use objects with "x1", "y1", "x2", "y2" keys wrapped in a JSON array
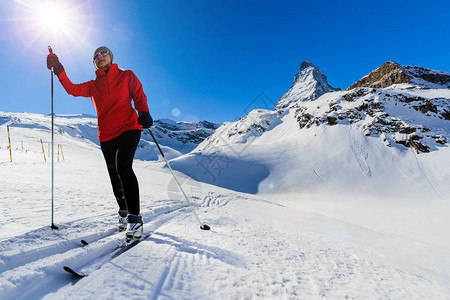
[{"x1": 46, "y1": 46, "x2": 153, "y2": 239}]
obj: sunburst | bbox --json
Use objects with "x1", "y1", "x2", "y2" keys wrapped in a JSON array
[{"x1": 12, "y1": 0, "x2": 94, "y2": 55}]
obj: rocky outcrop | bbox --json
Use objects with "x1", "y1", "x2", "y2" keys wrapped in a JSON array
[
  {"x1": 150, "y1": 119, "x2": 221, "y2": 145},
  {"x1": 347, "y1": 62, "x2": 409, "y2": 90},
  {"x1": 403, "y1": 65, "x2": 450, "y2": 87},
  {"x1": 348, "y1": 61, "x2": 450, "y2": 90},
  {"x1": 294, "y1": 85, "x2": 449, "y2": 153}
]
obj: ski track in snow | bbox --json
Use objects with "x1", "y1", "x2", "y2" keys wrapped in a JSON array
[
  {"x1": 0, "y1": 191, "x2": 449, "y2": 299},
  {"x1": 0, "y1": 193, "x2": 440, "y2": 299},
  {"x1": 409, "y1": 147, "x2": 443, "y2": 199},
  {"x1": 348, "y1": 125, "x2": 372, "y2": 176}
]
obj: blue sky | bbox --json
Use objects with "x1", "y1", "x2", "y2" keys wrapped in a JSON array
[{"x1": 0, "y1": 0, "x2": 449, "y2": 123}]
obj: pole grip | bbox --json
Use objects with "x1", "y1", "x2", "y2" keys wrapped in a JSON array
[{"x1": 48, "y1": 46, "x2": 54, "y2": 73}]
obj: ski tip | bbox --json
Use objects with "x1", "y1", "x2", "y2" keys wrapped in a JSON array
[
  {"x1": 200, "y1": 224, "x2": 210, "y2": 231},
  {"x1": 81, "y1": 240, "x2": 89, "y2": 246},
  {"x1": 63, "y1": 266, "x2": 86, "y2": 278}
]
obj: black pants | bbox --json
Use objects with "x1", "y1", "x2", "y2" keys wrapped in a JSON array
[{"x1": 100, "y1": 130, "x2": 141, "y2": 215}]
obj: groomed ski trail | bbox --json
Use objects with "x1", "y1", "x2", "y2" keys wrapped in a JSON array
[
  {"x1": 41, "y1": 193, "x2": 449, "y2": 300},
  {"x1": 0, "y1": 199, "x2": 192, "y2": 299}
]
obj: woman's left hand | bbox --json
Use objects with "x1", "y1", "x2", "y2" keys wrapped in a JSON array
[{"x1": 138, "y1": 111, "x2": 153, "y2": 128}]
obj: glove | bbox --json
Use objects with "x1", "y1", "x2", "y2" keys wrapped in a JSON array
[
  {"x1": 138, "y1": 111, "x2": 153, "y2": 128},
  {"x1": 46, "y1": 53, "x2": 64, "y2": 76}
]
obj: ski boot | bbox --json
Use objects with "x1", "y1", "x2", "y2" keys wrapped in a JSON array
[
  {"x1": 126, "y1": 214, "x2": 143, "y2": 240},
  {"x1": 118, "y1": 210, "x2": 128, "y2": 231}
]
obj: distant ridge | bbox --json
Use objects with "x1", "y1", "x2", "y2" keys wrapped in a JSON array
[{"x1": 0, "y1": 111, "x2": 220, "y2": 160}]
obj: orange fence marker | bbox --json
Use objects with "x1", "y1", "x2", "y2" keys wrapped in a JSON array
[
  {"x1": 40, "y1": 139, "x2": 47, "y2": 162},
  {"x1": 7, "y1": 125, "x2": 12, "y2": 162}
]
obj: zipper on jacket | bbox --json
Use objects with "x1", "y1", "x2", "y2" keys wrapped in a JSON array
[{"x1": 105, "y1": 73, "x2": 110, "y2": 94}]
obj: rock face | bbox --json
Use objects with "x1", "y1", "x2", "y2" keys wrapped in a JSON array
[
  {"x1": 404, "y1": 65, "x2": 450, "y2": 87},
  {"x1": 275, "y1": 61, "x2": 340, "y2": 110},
  {"x1": 141, "y1": 118, "x2": 221, "y2": 153},
  {"x1": 151, "y1": 119, "x2": 220, "y2": 145},
  {"x1": 348, "y1": 61, "x2": 450, "y2": 90}
]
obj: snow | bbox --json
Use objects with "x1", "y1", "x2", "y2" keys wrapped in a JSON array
[{"x1": 1, "y1": 110, "x2": 449, "y2": 299}]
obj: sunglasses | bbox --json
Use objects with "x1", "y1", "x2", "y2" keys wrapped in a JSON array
[{"x1": 93, "y1": 50, "x2": 109, "y2": 61}]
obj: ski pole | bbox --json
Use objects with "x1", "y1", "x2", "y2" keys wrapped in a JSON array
[
  {"x1": 147, "y1": 128, "x2": 210, "y2": 230},
  {"x1": 48, "y1": 46, "x2": 58, "y2": 230}
]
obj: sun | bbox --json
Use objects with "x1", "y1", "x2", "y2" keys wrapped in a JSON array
[
  {"x1": 36, "y1": 4, "x2": 69, "y2": 32},
  {"x1": 12, "y1": 0, "x2": 93, "y2": 55}
]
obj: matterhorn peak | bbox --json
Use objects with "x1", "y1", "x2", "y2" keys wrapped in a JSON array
[
  {"x1": 299, "y1": 60, "x2": 316, "y2": 70},
  {"x1": 275, "y1": 60, "x2": 340, "y2": 110}
]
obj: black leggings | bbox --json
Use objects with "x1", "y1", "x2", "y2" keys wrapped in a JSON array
[{"x1": 100, "y1": 130, "x2": 141, "y2": 215}]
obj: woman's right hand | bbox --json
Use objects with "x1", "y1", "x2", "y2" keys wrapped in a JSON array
[{"x1": 46, "y1": 53, "x2": 64, "y2": 76}]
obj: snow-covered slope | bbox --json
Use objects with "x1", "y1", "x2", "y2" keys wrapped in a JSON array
[
  {"x1": 167, "y1": 61, "x2": 450, "y2": 257},
  {"x1": 0, "y1": 110, "x2": 449, "y2": 299}
]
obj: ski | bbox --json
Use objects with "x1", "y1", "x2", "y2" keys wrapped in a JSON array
[
  {"x1": 64, "y1": 234, "x2": 150, "y2": 278},
  {"x1": 79, "y1": 226, "x2": 131, "y2": 246}
]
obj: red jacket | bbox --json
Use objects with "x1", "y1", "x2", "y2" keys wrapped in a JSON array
[{"x1": 58, "y1": 63, "x2": 149, "y2": 142}]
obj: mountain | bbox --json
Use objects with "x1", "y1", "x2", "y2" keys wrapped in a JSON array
[
  {"x1": 275, "y1": 60, "x2": 340, "y2": 110},
  {"x1": 348, "y1": 61, "x2": 450, "y2": 90},
  {"x1": 295, "y1": 62, "x2": 450, "y2": 153},
  {"x1": 169, "y1": 61, "x2": 450, "y2": 197},
  {"x1": 0, "y1": 112, "x2": 220, "y2": 160},
  {"x1": 138, "y1": 118, "x2": 220, "y2": 160}
]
